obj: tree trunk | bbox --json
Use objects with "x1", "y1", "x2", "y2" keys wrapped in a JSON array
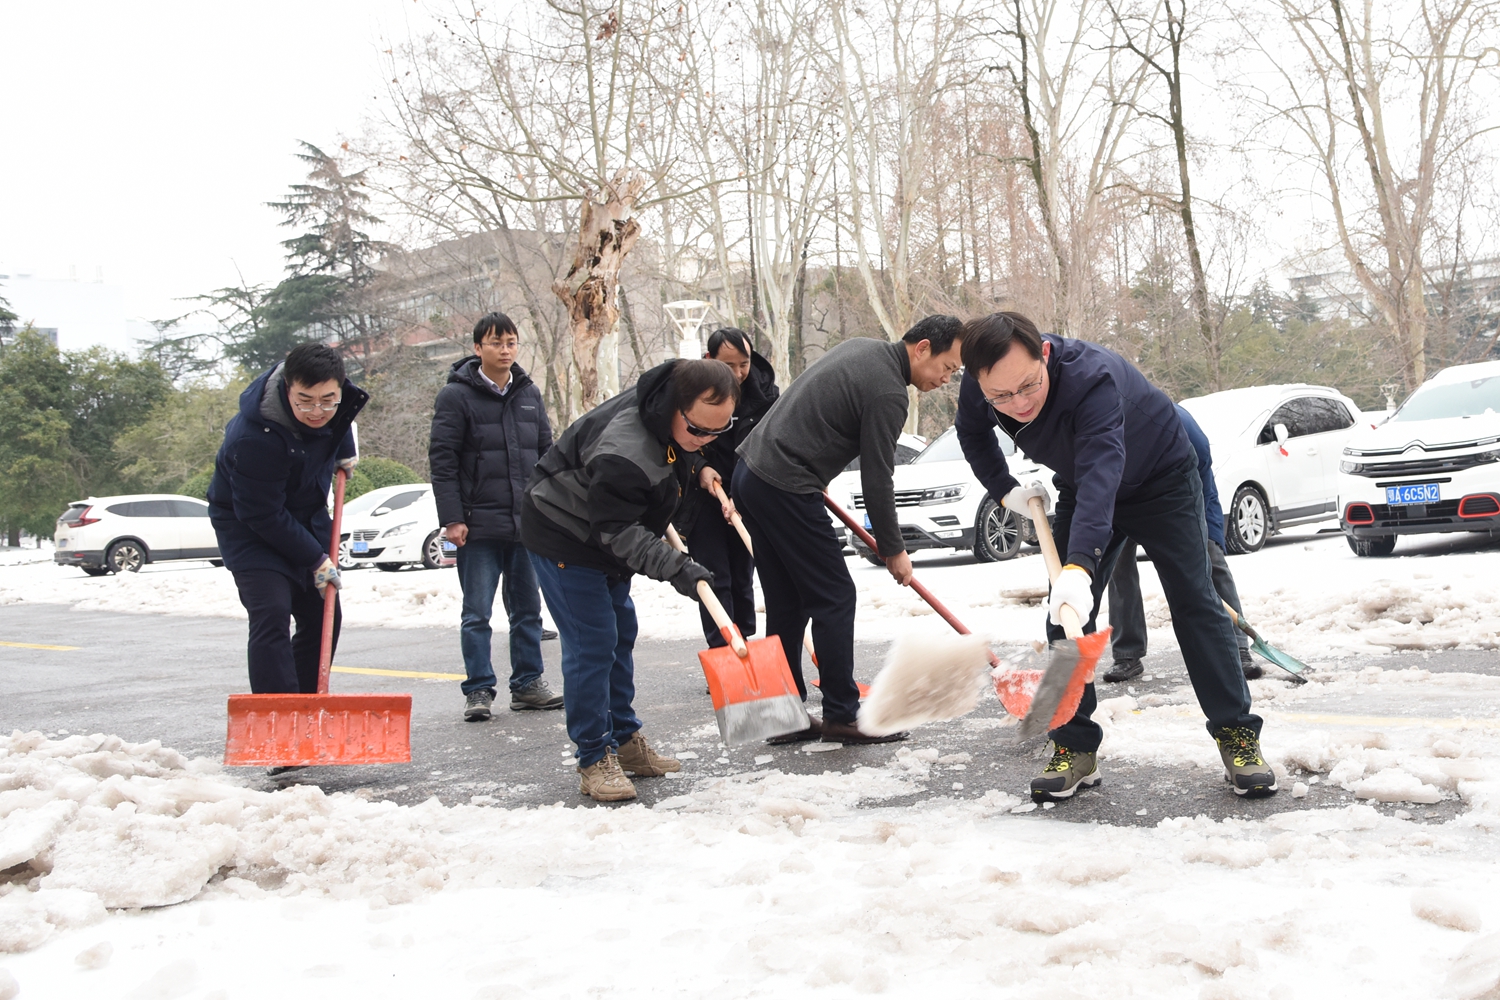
[{"x1": 552, "y1": 171, "x2": 646, "y2": 411}]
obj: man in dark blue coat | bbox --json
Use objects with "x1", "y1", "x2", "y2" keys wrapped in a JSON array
[
  {"x1": 209, "y1": 343, "x2": 367, "y2": 694},
  {"x1": 955, "y1": 312, "x2": 1275, "y2": 802},
  {"x1": 429, "y1": 312, "x2": 559, "y2": 722}
]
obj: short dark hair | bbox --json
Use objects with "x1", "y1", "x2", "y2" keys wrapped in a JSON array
[
  {"x1": 705, "y1": 327, "x2": 751, "y2": 358},
  {"x1": 671, "y1": 358, "x2": 740, "y2": 411},
  {"x1": 902, "y1": 314, "x2": 964, "y2": 356},
  {"x1": 473, "y1": 311, "x2": 518, "y2": 345},
  {"x1": 960, "y1": 312, "x2": 1044, "y2": 375},
  {"x1": 284, "y1": 343, "x2": 345, "y2": 388}
]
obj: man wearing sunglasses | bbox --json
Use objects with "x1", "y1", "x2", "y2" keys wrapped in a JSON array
[
  {"x1": 208, "y1": 343, "x2": 367, "y2": 695},
  {"x1": 521, "y1": 358, "x2": 736, "y2": 802},
  {"x1": 954, "y1": 312, "x2": 1275, "y2": 804},
  {"x1": 733, "y1": 315, "x2": 966, "y2": 747}
]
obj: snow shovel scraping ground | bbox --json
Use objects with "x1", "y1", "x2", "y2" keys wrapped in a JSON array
[{"x1": 224, "y1": 468, "x2": 412, "y2": 767}]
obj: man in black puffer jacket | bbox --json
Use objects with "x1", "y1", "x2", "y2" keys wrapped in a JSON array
[
  {"x1": 429, "y1": 312, "x2": 560, "y2": 722},
  {"x1": 673, "y1": 327, "x2": 779, "y2": 647}
]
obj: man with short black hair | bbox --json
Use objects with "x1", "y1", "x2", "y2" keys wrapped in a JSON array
[
  {"x1": 209, "y1": 342, "x2": 367, "y2": 694},
  {"x1": 733, "y1": 317, "x2": 965, "y2": 746},
  {"x1": 430, "y1": 312, "x2": 560, "y2": 722},
  {"x1": 954, "y1": 311, "x2": 1274, "y2": 802}
]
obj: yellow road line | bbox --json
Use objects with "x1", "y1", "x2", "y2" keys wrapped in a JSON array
[
  {"x1": 1275, "y1": 710, "x2": 1500, "y2": 730},
  {"x1": 332, "y1": 665, "x2": 464, "y2": 681},
  {"x1": 0, "y1": 640, "x2": 80, "y2": 651}
]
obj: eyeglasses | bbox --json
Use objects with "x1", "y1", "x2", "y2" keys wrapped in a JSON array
[
  {"x1": 984, "y1": 363, "x2": 1046, "y2": 406},
  {"x1": 683, "y1": 412, "x2": 736, "y2": 437},
  {"x1": 292, "y1": 397, "x2": 342, "y2": 413}
]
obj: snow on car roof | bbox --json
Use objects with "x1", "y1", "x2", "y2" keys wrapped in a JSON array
[{"x1": 1179, "y1": 384, "x2": 1343, "y2": 442}]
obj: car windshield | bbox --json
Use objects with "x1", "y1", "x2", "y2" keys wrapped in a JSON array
[
  {"x1": 343, "y1": 490, "x2": 398, "y2": 517},
  {"x1": 913, "y1": 427, "x2": 1014, "y2": 464},
  {"x1": 1392, "y1": 376, "x2": 1500, "y2": 422}
]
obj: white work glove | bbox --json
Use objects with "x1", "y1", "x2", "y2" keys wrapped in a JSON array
[
  {"x1": 337, "y1": 456, "x2": 359, "y2": 472},
  {"x1": 1047, "y1": 565, "x2": 1093, "y2": 626},
  {"x1": 314, "y1": 557, "x2": 342, "y2": 595},
  {"x1": 1002, "y1": 483, "x2": 1049, "y2": 514}
]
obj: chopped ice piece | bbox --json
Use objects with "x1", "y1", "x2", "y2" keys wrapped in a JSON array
[{"x1": 1292, "y1": 782, "x2": 1309, "y2": 798}]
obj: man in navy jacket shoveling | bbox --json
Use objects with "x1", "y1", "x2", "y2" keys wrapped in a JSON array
[
  {"x1": 208, "y1": 343, "x2": 367, "y2": 694},
  {"x1": 954, "y1": 312, "x2": 1275, "y2": 802}
]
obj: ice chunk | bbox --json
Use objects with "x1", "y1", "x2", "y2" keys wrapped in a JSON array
[
  {"x1": 0, "y1": 799, "x2": 76, "y2": 870},
  {"x1": 75, "y1": 941, "x2": 113, "y2": 970},
  {"x1": 1351, "y1": 768, "x2": 1443, "y2": 804},
  {"x1": 1412, "y1": 889, "x2": 1482, "y2": 932},
  {"x1": 1447, "y1": 933, "x2": 1500, "y2": 1000},
  {"x1": 0, "y1": 969, "x2": 17, "y2": 1000}
]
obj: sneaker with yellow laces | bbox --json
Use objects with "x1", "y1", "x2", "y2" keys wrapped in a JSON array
[
  {"x1": 1029, "y1": 743, "x2": 1101, "y2": 802},
  {"x1": 1211, "y1": 726, "x2": 1278, "y2": 798}
]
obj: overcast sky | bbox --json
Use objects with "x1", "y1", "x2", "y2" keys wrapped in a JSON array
[{"x1": 0, "y1": 1, "x2": 431, "y2": 334}]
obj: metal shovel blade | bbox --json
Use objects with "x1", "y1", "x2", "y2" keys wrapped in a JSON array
[
  {"x1": 700, "y1": 634, "x2": 810, "y2": 746},
  {"x1": 1244, "y1": 628, "x2": 1311, "y2": 684},
  {"x1": 1016, "y1": 628, "x2": 1112, "y2": 740}
]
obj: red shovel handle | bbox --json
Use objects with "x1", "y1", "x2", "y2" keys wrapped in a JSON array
[
  {"x1": 823, "y1": 493, "x2": 997, "y2": 665},
  {"x1": 316, "y1": 467, "x2": 348, "y2": 695}
]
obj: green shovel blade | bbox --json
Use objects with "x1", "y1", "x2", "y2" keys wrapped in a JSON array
[{"x1": 1238, "y1": 616, "x2": 1310, "y2": 684}]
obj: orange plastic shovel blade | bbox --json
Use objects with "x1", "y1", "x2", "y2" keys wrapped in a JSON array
[
  {"x1": 810, "y1": 677, "x2": 872, "y2": 697},
  {"x1": 224, "y1": 693, "x2": 412, "y2": 766},
  {"x1": 700, "y1": 635, "x2": 809, "y2": 746},
  {"x1": 993, "y1": 668, "x2": 1044, "y2": 719},
  {"x1": 1014, "y1": 627, "x2": 1113, "y2": 738}
]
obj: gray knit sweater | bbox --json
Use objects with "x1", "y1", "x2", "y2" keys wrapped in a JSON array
[{"x1": 736, "y1": 337, "x2": 911, "y2": 557}]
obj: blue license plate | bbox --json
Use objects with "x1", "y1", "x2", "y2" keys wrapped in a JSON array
[
  {"x1": 1386, "y1": 483, "x2": 1440, "y2": 505},
  {"x1": 863, "y1": 514, "x2": 872, "y2": 530},
  {"x1": 352, "y1": 541, "x2": 369, "y2": 553},
  {"x1": 441, "y1": 541, "x2": 456, "y2": 551}
]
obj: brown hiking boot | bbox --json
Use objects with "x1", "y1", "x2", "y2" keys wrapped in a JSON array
[
  {"x1": 615, "y1": 731, "x2": 681, "y2": 777},
  {"x1": 578, "y1": 751, "x2": 637, "y2": 802}
]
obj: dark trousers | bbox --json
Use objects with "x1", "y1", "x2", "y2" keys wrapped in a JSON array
[
  {"x1": 732, "y1": 464, "x2": 861, "y2": 726},
  {"x1": 455, "y1": 537, "x2": 545, "y2": 696},
  {"x1": 1048, "y1": 457, "x2": 1259, "y2": 751},
  {"x1": 1108, "y1": 538, "x2": 1249, "y2": 661},
  {"x1": 684, "y1": 498, "x2": 757, "y2": 648},
  {"x1": 232, "y1": 569, "x2": 341, "y2": 694},
  {"x1": 529, "y1": 553, "x2": 640, "y2": 769}
]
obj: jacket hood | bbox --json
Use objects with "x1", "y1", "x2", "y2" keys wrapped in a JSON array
[
  {"x1": 239, "y1": 362, "x2": 369, "y2": 440},
  {"x1": 635, "y1": 360, "x2": 680, "y2": 446},
  {"x1": 447, "y1": 355, "x2": 535, "y2": 393},
  {"x1": 741, "y1": 351, "x2": 777, "y2": 409}
]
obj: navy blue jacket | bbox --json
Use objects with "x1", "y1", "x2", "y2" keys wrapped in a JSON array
[
  {"x1": 1176, "y1": 405, "x2": 1225, "y2": 549},
  {"x1": 428, "y1": 358, "x2": 552, "y2": 541},
  {"x1": 955, "y1": 335, "x2": 1190, "y2": 574},
  {"x1": 208, "y1": 364, "x2": 366, "y2": 582}
]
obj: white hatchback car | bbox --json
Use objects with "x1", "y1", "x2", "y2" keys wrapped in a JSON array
[
  {"x1": 1180, "y1": 384, "x2": 1366, "y2": 553},
  {"x1": 339, "y1": 483, "x2": 454, "y2": 572},
  {"x1": 845, "y1": 426, "x2": 1057, "y2": 563},
  {"x1": 53, "y1": 494, "x2": 221, "y2": 575},
  {"x1": 1338, "y1": 360, "x2": 1500, "y2": 556}
]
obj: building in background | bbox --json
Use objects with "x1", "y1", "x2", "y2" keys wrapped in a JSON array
[{"x1": 0, "y1": 267, "x2": 148, "y2": 353}]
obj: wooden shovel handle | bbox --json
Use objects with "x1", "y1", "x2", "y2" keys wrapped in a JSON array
[
  {"x1": 317, "y1": 467, "x2": 347, "y2": 695},
  {"x1": 1025, "y1": 495, "x2": 1084, "y2": 640},
  {"x1": 665, "y1": 524, "x2": 748, "y2": 657},
  {"x1": 709, "y1": 479, "x2": 755, "y2": 555}
]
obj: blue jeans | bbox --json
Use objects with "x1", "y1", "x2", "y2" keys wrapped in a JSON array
[
  {"x1": 529, "y1": 553, "x2": 641, "y2": 769},
  {"x1": 456, "y1": 538, "x2": 545, "y2": 696}
]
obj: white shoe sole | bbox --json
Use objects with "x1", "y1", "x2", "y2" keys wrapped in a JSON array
[{"x1": 1030, "y1": 768, "x2": 1102, "y2": 802}]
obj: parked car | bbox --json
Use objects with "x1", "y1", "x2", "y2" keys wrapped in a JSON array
[
  {"x1": 827, "y1": 432, "x2": 928, "y2": 552},
  {"x1": 1338, "y1": 360, "x2": 1500, "y2": 556},
  {"x1": 53, "y1": 494, "x2": 221, "y2": 575},
  {"x1": 339, "y1": 483, "x2": 455, "y2": 571},
  {"x1": 1179, "y1": 384, "x2": 1365, "y2": 553},
  {"x1": 845, "y1": 426, "x2": 1057, "y2": 564}
]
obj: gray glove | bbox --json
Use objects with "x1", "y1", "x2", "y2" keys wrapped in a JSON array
[
  {"x1": 670, "y1": 560, "x2": 715, "y2": 600},
  {"x1": 314, "y1": 557, "x2": 342, "y2": 595}
]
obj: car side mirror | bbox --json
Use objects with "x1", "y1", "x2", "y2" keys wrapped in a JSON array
[{"x1": 1274, "y1": 423, "x2": 1289, "y2": 445}]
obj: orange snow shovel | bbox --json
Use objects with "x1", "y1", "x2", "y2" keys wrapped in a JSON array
[
  {"x1": 666, "y1": 524, "x2": 808, "y2": 746},
  {"x1": 1012, "y1": 495, "x2": 1110, "y2": 739},
  {"x1": 223, "y1": 468, "x2": 412, "y2": 767}
]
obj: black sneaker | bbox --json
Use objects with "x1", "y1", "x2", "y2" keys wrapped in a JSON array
[
  {"x1": 1103, "y1": 658, "x2": 1143, "y2": 683},
  {"x1": 1240, "y1": 647, "x2": 1263, "y2": 680},
  {"x1": 464, "y1": 688, "x2": 495, "y2": 721},
  {"x1": 541, "y1": 628, "x2": 559, "y2": 641},
  {"x1": 511, "y1": 678, "x2": 565, "y2": 711},
  {"x1": 1211, "y1": 726, "x2": 1278, "y2": 797}
]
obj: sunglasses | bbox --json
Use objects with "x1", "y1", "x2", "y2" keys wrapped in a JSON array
[{"x1": 682, "y1": 412, "x2": 737, "y2": 437}]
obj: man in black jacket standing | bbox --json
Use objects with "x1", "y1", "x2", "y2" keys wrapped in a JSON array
[
  {"x1": 674, "y1": 327, "x2": 779, "y2": 647},
  {"x1": 430, "y1": 312, "x2": 561, "y2": 722}
]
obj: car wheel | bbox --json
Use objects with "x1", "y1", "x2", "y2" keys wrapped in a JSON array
[
  {"x1": 1347, "y1": 534, "x2": 1396, "y2": 557},
  {"x1": 858, "y1": 546, "x2": 884, "y2": 566},
  {"x1": 421, "y1": 530, "x2": 445, "y2": 569},
  {"x1": 106, "y1": 540, "x2": 145, "y2": 573},
  {"x1": 376, "y1": 562, "x2": 404, "y2": 572},
  {"x1": 1226, "y1": 486, "x2": 1269, "y2": 554},
  {"x1": 973, "y1": 497, "x2": 1023, "y2": 563},
  {"x1": 82, "y1": 566, "x2": 109, "y2": 577},
  {"x1": 338, "y1": 537, "x2": 357, "y2": 571}
]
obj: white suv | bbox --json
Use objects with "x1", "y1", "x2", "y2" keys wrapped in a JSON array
[
  {"x1": 1338, "y1": 360, "x2": 1500, "y2": 556},
  {"x1": 53, "y1": 494, "x2": 221, "y2": 575},
  {"x1": 845, "y1": 426, "x2": 1057, "y2": 563},
  {"x1": 339, "y1": 483, "x2": 454, "y2": 571},
  {"x1": 1180, "y1": 384, "x2": 1365, "y2": 553}
]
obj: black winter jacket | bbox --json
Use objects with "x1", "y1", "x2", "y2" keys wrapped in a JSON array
[
  {"x1": 675, "y1": 350, "x2": 779, "y2": 537},
  {"x1": 428, "y1": 358, "x2": 552, "y2": 541},
  {"x1": 522, "y1": 361, "x2": 704, "y2": 580},
  {"x1": 208, "y1": 363, "x2": 367, "y2": 582}
]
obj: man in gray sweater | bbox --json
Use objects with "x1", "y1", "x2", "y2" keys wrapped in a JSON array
[{"x1": 732, "y1": 316, "x2": 965, "y2": 744}]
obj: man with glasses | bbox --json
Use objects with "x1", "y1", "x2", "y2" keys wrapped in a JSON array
[
  {"x1": 954, "y1": 312, "x2": 1275, "y2": 803},
  {"x1": 430, "y1": 312, "x2": 562, "y2": 721},
  {"x1": 208, "y1": 343, "x2": 367, "y2": 695},
  {"x1": 521, "y1": 359, "x2": 733, "y2": 802},
  {"x1": 733, "y1": 316, "x2": 966, "y2": 746}
]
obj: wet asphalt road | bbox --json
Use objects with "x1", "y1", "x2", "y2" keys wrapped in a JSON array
[{"x1": 2, "y1": 601, "x2": 1492, "y2": 826}]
